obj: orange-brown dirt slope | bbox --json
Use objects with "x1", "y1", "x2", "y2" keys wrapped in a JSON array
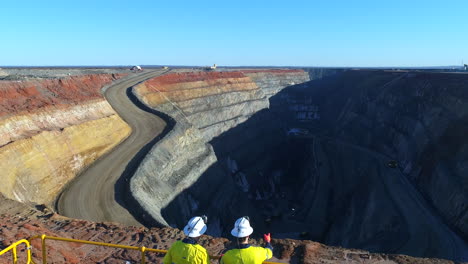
[{"x1": 0, "y1": 73, "x2": 131, "y2": 205}]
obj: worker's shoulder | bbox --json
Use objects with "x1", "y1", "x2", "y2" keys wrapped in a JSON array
[
  {"x1": 169, "y1": 240, "x2": 184, "y2": 248},
  {"x1": 224, "y1": 245, "x2": 267, "y2": 253},
  {"x1": 172, "y1": 240, "x2": 207, "y2": 252},
  {"x1": 245, "y1": 245, "x2": 271, "y2": 254},
  {"x1": 222, "y1": 248, "x2": 238, "y2": 257},
  {"x1": 187, "y1": 242, "x2": 208, "y2": 253},
  {"x1": 247, "y1": 245, "x2": 268, "y2": 249}
]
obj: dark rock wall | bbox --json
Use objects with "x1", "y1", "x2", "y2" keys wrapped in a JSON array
[
  {"x1": 313, "y1": 71, "x2": 468, "y2": 241},
  {"x1": 163, "y1": 70, "x2": 468, "y2": 261}
]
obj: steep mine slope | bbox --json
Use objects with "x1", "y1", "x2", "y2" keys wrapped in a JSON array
[
  {"x1": 253, "y1": 70, "x2": 468, "y2": 260},
  {"x1": 0, "y1": 73, "x2": 130, "y2": 205},
  {"x1": 129, "y1": 70, "x2": 311, "y2": 226},
  {"x1": 312, "y1": 71, "x2": 468, "y2": 239},
  {"x1": 331, "y1": 71, "x2": 468, "y2": 259},
  {"x1": 57, "y1": 70, "x2": 169, "y2": 225},
  {"x1": 149, "y1": 70, "x2": 468, "y2": 261}
]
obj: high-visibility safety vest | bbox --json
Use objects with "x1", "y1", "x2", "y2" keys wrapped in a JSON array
[
  {"x1": 163, "y1": 240, "x2": 210, "y2": 264},
  {"x1": 220, "y1": 245, "x2": 273, "y2": 264}
]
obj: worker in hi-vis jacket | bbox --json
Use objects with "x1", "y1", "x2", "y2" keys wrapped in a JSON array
[
  {"x1": 220, "y1": 216, "x2": 273, "y2": 264},
  {"x1": 163, "y1": 216, "x2": 210, "y2": 264}
]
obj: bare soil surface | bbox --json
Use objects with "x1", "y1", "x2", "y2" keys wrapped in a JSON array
[
  {"x1": 0, "y1": 67, "x2": 130, "y2": 80},
  {"x1": 1, "y1": 199, "x2": 462, "y2": 264}
]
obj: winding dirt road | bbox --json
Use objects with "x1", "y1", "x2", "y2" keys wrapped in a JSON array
[{"x1": 57, "y1": 70, "x2": 168, "y2": 225}]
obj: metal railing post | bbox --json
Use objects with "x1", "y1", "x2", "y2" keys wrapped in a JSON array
[
  {"x1": 0, "y1": 239, "x2": 32, "y2": 264},
  {"x1": 25, "y1": 243, "x2": 32, "y2": 264},
  {"x1": 41, "y1": 235, "x2": 47, "y2": 264},
  {"x1": 12, "y1": 246, "x2": 17, "y2": 264},
  {"x1": 140, "y1": 246, "x2": 146, "y2": 264}
]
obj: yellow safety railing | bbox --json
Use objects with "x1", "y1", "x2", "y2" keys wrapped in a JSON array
[
  {"x1": 28, "y1": 235, "x2": 281, "y2": 264},
  {"x1": 0, "y1": 239, "x2": 32, "y2": 264},
  {"x1": 29, "y1": 235, "x2": 167, "y2": 264}
]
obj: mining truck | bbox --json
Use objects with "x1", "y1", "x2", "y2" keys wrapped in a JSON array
[
  {"x1": 387, "y1": 160, "x2": 398, "y2": 168},
  {"x1": 130, "y1": 65, "x2": 143, "y2": 72},
  {"x1": 205, "y1": 64, "x2": 217, "y2": 71}
]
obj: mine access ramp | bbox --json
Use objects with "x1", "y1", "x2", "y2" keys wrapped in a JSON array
[{"x1": 0, "y1": 235, "x2": 282, "y2": 263}]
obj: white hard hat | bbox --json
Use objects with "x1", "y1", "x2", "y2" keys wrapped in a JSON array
[
  {"x1": 231, "y1": 216, "x2": 253, "y2": 238},
  {"x1": 183, "y1": 216, "x2": 207, "y2": 237}
]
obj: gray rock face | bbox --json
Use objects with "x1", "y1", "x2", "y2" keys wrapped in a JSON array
[
  {"x1": 318, "y1": 71, "x2": 468, "y2": 241},
  {"x1": 130, "y1": 70, "x2": 310, "y2": 227},
  {"x1": 157, "y1": 90, "x2": 269, "y2": 141},
  {"x1": 158, "y1": 70, "x2": 468, "y2": 262},
  {"x1": 131, "y1": 119, "x2": 217, "y2": 226},
  {"x1": 267, "y1": 70, "x2": 467, "y2": 260}
]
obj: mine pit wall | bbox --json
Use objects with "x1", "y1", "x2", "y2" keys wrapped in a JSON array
[
  {"x1": 307, "y1": 70, "x2": 468, "y2": 241},
  {"x1": 156, "y1": 70, "x2": 468, "y2": 261},
  {"x1": 130, "y1": 70, "x2": 310, "y2": 226},
  {"x1": 0, "y1": 74, "x2": 131, "y2": 205}
]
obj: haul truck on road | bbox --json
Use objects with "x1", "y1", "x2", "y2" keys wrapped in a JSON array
[{"x1": 131, "y1": 65, "x2": 143, "y2": 72}]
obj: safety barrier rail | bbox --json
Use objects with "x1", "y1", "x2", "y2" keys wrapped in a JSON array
[
  {"x1": 23, "y1": 235, "x2": 281, "y2": 264},
  {"x1": 0, "y1": 239, "x2": 32, "y2": 264}
]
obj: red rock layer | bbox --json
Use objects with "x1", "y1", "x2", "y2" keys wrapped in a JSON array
[
  {"x1": 136, "y1": 70, "x2": 309, "y2": 106},
  {"x1": 0, "y1": 74, "x2": 126, "y2": 117},
  {"x1": 135, "y1": 71, "x2": 259, "y2": 106},
  {"x1": 146, "y1": 71, "x2": 246, "y2": 87}
]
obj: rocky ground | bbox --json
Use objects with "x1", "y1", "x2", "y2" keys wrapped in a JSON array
[
  {"x1": 0, "y1": 196, "x2": 461, "y2": 264},
  {"x1": 0, "y1": 67, "x2": 130, "y2": 80}
]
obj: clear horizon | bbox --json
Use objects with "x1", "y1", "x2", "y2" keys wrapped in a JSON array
[
  {"x1": 0, "y1": 64, "x2": 465, "y2": 68},
  {"x1": 2, "y1": 0, "x2": 467, "y2": 67}
]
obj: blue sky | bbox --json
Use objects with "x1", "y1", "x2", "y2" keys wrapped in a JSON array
[{"x1": 1, "y1": 0, "x2": 467, "y2": 67}]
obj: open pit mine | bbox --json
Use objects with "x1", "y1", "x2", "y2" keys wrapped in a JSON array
[{"x1": 0, "y1": 67, "x2": 467, "y2": 264}]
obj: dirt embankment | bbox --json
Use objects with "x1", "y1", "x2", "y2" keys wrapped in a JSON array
[
  {"x1": 0, "y1": 74, "x2": 126, "y2": 116},
  {"x1": 0, "y1": 73, "x2": 130, "y2": 205},
  {"x1": 0, "y1": 201, "x2": 458, "y2": 264}
]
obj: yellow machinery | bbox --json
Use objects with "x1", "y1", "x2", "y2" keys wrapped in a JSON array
[{"x1": 0, "y1": 235, "x2": 282, "y2": 264}]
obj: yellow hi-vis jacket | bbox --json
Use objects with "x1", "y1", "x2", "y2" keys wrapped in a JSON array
[
  {"x1": 163, "y1": 239, "x2": 210, "y2": 264},
  {"x1": 220, "y1": 244, "x2": 273, "y2": 264}
]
